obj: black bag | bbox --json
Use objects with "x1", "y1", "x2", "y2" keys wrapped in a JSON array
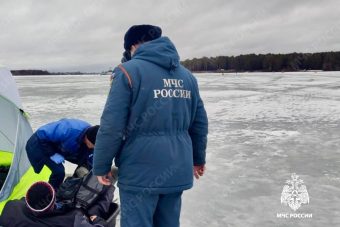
[
  {"x1": 75, "y1": 171, "x2": 109, "y2": 210},
  {"x1": 56, "y1": 171, "x2": 109, "y2": 211},
  {"x1": 55, "y1": 176, "x2": 83, "y2": 211}
]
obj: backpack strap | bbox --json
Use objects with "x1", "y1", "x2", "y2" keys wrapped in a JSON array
[{"x1": 118, "y1": 64, "x2": 132, "y2": 88}]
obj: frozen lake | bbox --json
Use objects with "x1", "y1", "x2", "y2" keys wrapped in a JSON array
[{"x1": 14, "y1": 72, "x2": 340, "y2": 226}]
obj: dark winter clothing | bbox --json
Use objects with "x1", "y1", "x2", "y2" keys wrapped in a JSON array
[
  {"x1": 86, "y1": 125, "x2": 100, "y2": 144},
  {"x1": 93, "y1": 29, "x2": 208, "y2": 227},
  {"x1": 26, "y1": 119, "x2": 94, "y2": 189},
  {"x1": 0, "y1": 186, "x2": 116, "y2": 227},
  {"x1": 0, "y1": 199, "x2": 87, "y2": 227},
  {"x1": 120, "y1": 189, "x2": 182, "y2": 227},
  {"x1": 93, "y1": 36, "x2": 208, "y2": 193},
  {"x1": 35, "y1": 118, "x2": 91, "y2": 156},
  {"x1": 124, "y1": 24, "x2": 162, "y2": 50},
  {"x1": 0, "y1": 171, "x2": 118, "y2": 227},
  {"x1": 121, "y1": 50, "x2": 132, "y2": 63}
]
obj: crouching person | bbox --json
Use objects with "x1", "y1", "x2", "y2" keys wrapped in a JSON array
[
  {"x1": 26, "y1": 118, "x2": 99, "y2": 189},
  {"x1": 0, "y1": 168, "x2": 119, "y2": 227}
]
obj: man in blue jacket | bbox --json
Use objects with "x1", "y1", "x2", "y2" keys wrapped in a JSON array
[
  {"x1": 26, "y1": 119, "x2": 99, "y2": 189},
  {"x1": 93, "y1": 25, "x2": 208, "y2": 227}
]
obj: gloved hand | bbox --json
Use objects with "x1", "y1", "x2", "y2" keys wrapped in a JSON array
[{"x1": 50, "y1": 153, "x2": 65, "y2": 164}]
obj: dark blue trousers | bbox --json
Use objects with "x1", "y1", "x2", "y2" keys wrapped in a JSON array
[
  {"x1": 44, "y1": 157, "x2": 65, "y2": 189},
  {"x1": 120, "y1": 189, "x2": 182, "y2": 227},
  {"x1": 26, "y1": 133, "x2": 65, "y2": 189}
]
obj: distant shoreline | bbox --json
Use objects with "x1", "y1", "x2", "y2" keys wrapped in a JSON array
[
  {"x1": 11, "y1": 70, "x2": 340, "y2": 76},
  {"x1": 179, "y1": 69, "x2": 340, "y2": 74},
  {"x1": 12, "y1": 73, "x2": 102, "y2": 76},
  {"x1": 11, "y1": 51, "x2": 340, "y2": 75},
  {"x1": 11, "y1": 70, "x2": 101, "y2": 76},
  {"x1": 182, "y1": 51, "x2": 340, "y2": 72}
]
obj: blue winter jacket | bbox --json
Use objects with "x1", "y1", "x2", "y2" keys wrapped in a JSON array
[
  {"x1": 93, "y1": 37, "x2": 208, "y2": 193},
  {"x1": 36, "y1": 118, "x2": 91, "y2": 160}
]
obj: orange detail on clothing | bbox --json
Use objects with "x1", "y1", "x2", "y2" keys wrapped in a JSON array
[{"x1": 118, "y1": 65, "x2": 132, "y2": 88}]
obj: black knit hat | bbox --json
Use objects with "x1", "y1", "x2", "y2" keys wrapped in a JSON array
[
  {"x1": 124, "y1": 24, "x2": 162, "y2": 51},
  {"x1": 86, "y1": 125, "x2": 99, "y2": 144},
  {"x1": 25, "y1": 181, "x2": 56, "y2": 216}
]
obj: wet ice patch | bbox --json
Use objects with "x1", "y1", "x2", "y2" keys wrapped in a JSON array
[{"x1": 237, "y1": 129, "x2": 300, "y2": 143}]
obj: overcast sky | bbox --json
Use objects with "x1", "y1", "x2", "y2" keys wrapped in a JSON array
[{"x1": 1, "y1": 0, "x2": 340, "y2": 72}]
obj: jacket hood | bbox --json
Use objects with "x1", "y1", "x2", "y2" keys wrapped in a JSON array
[{"x1": 132, "y1": 36, "x2": 180, "y2": 70}]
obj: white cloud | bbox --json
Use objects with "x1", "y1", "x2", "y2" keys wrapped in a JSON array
[{"x1": 0, "y1": 0, "x2": 339, "y2": 72}]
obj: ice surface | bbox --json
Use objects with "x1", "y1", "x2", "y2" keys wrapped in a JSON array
[{"x1": 14, "y1": 72, "x2": 340, "y2": 226}]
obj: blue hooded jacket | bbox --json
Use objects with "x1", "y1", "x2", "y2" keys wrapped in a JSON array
[
  {"x1": 93, "y1": 37, "x2": 208, "y2": 193},
  {"x1": 36, "y1": 119, "x2": 90, "y2": 153}
]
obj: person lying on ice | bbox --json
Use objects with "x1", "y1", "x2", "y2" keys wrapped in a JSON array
[
  {"x1": 93, "y1": 24, "x2": 208, "y2": 227},
  {"x1": 26, "y1": 118, "x2": 99, "y2": 189},
  {"x1": 0, "y1": 168, "x2": 119, "y2": 227}
]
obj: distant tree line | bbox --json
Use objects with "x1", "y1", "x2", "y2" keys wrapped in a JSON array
[
  {"x1": 10, "y1": 51, "x2": 340, "y2": 75},
  {"x1": 11, "y1": 70, "x2": 93, "y2": 76},
  {"x1": 181, "y1": 51, "x2": 340, "y2": 72},
  {"x1": 11, "y1": 70, "x2": 51, "y2": 75}
]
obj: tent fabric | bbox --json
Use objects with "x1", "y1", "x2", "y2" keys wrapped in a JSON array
[
  {"x1": 0, "y1": 67, "x2": 23, "y2": 109},
  {"x1": 0, "y1": 106, "x2": 35, "y2": 200},
  {"x1": 0, "y1": 97, "x2": 17, "y2": 153},
  {"x1": 0, "y1": 67, "x2": 50, "y2": 214},
  {"x1": 0, "y1": 151, "x2": 13, "y2": 166}
]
